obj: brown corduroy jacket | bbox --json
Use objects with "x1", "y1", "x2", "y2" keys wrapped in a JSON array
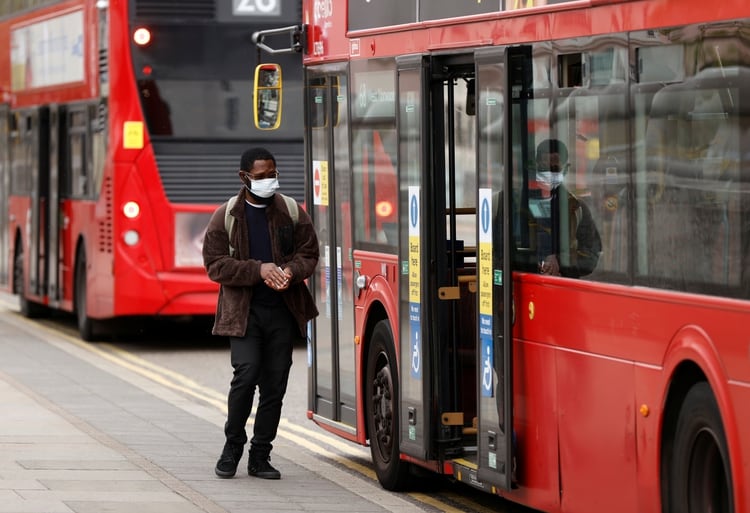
[{"x1": 202, "y1": 189, "x2": 319, "y2": 338}]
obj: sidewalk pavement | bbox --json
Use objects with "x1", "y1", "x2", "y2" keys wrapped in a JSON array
[{"x1": 0, "y1": 303, "x2": 426, "y2": 513}]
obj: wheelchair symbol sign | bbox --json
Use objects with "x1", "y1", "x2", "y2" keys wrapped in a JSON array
[
  {"x1": 481, "y1": 336, "x2": 493, "y2": 397},
  {"x1": 410, "y1": 320, "x2": 421, "y2": 378}
]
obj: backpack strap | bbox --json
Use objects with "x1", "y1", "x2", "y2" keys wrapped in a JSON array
[
  {"x1": 224, "y1": 195, "x2": 238, "y2": 257},
  {"x1": 281, "y1": 193, "x2": 299, "y2": 225},
  {"x1": 224, "y1": 194, "x2": 298, "y2": 258}
]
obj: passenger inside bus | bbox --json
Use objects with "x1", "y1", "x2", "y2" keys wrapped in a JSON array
[{"x1": 525, "y1": 139, "x2": 602, "y2": 278}]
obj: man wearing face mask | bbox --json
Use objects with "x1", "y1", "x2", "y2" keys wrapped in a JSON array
[
  {"x1": 202, "y1": 147, "x2": 319, "y2": 480},
  {"x1": 531, "y1": 139, "x2": 601, "y2": 278}
]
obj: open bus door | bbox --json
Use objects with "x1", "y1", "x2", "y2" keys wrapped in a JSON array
[
  {"x1": 12, "y1": 103, "x2": 62, "y2": 314},
  {"x1": 396, "y1": 54, "x2": 433, "y2": 468},
  {"x1": 397, "y1": 49, "x2": 514, "y2": 491},
  {"x1": 12, "y1": 108, "x2": 50, "y2": 317}
]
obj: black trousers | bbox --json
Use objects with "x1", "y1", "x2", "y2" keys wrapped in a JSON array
[{"x1": 224, "y1": 303, "x2": 299, "y2": 457}]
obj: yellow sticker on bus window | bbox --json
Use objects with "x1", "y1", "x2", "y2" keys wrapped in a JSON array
[
  {"x1": 408, "y1": 186, "x2": 421, "y2": 303},
  {"x1": 478, "y1": 189, "x2": 493, "y2": 316},
  {"x1": 123, "y1": 121, "x2": 144, "y2": 149}
]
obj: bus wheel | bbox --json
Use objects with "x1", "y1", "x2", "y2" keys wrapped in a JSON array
[
  {"x1": 74, "y1": 249, "x2": 96, "y2": 342},
  {"x1": 667, "y1": 382, "x2": 733, "y2": 513},
  {"x1": 13, "y1": 244, "x2": 46, "y2": 318},
  {"x1": 366, "y1": 320, "x2": 410, "y2": 491}
]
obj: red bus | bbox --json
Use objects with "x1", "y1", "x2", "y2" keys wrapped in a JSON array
[
  {"x1": 0, "y1": 0, "x2": 304, "y2": 340},
  {"x1": 255, "y1": 0, "x2": 750, "y2": 511}
]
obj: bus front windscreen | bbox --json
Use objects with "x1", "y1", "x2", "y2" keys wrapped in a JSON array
[{"x1": 130, "y1": 23, "x2": 301, "y2": 140}]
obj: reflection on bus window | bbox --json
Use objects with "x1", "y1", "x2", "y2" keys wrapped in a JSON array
[
  {"x1": 351, "y1": 60, "x2": 398, "y2": 247},
  {"x1": 634, "y1": 24, "x2": 750, "y2": 297},
  {"x1": 309, "y1": 76, "x2": 342, "y2": 128},
  {"x1": 139, "y1": 79, "x2": 173, "y2": 135}
]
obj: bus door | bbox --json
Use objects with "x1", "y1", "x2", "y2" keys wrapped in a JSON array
[
  {"x1": 307, "y1": 66, "x2": 358, "y2": 431},
  {"x1": 475, "y1": 46, "x2": 515, "y2": 491},
  {"x1": 396, "y1": 54, "x2": 433, "y2": 462},
  {"x1": 46, "y1": 105, "x2": 62, "y2": 305},
  {"x1": 27, "y1": 107, "x2": 50, "y2": 302},
  {"x1": 398, "y1": 52, "x2": 491, "y2": 468},
  {"x1": 0, "y1": 104, "x2": 9, "y2": 288}
]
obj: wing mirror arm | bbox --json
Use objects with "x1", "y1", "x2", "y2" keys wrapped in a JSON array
[{"x1": 252, "y1": 25, "x2": 306, "y2": 55}]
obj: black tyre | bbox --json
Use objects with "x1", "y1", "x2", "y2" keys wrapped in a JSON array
[
  {"x1": 365, "y1": 320, "x2": 410, "y2": 491},
  {"x1": 13, "y1": 244, "x2": 46, "y2": 318},
  {"x1": 666, "y1": 382, "x2": 733, "y2": 513},
  {"x1": 75, "y1": 249, "x2": 96, "y2": 341}
]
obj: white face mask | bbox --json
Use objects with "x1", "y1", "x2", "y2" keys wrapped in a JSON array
[
  {"x1": 537, "y1": 171, "x2": 564, "y2": 189},
  {"x1": 247, "y1": 177, "x2": 280, "y2": 198}
]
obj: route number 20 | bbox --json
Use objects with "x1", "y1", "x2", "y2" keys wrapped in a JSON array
[{"x1": 234, "y1": 0, "x2": 280, "y2": 15}]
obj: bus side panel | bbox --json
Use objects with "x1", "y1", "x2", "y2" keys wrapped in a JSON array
[
  {"x1": 556, "y1": 349, "x2": 637, "y2": 513},
  {"x1": 354, "y1": 250, "x2": 401, "y2": 445},
  {"x1": 514, "y1": 276, "x2": 750, "y2": 513},
  {"x1": 511, "y1": 279, "x2": 638, "y2": 512},
  {"x1": 634, "y1": 364, "x2": 665, "y2": 513},
  {"x1": 508, "y1": 336, "x2": 561, "y2": 512}
]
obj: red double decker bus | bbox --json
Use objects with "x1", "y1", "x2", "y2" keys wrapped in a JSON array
[
  {"x1": 256, "y1": 0, "x2": 750, "y2": 511},
  {"x1": 0, "y1": 0, "x2": 304, "y2": 340}
]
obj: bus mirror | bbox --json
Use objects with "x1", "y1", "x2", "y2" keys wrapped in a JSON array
[{"x1": 254, "y1": 63, "x2": 282, "y2": 130}]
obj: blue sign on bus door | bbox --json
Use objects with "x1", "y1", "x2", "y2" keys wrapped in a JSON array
[{"x1": 480, "y1": 314, "x2": 493, "y2": 397}]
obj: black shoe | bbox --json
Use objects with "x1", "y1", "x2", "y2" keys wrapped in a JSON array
[
  {"x1": 248, "y1": 456, "x2": 281, "y2": 479},
  {"x1": 215, "y1": 443, "x2": 243, "y2": 478}
]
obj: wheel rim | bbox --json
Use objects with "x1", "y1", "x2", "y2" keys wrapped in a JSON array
[
  {"x1": 371, "y1": 350, "x2": 394, "y2": 463},
  {"x1": 687, "y1": 428, "x2": 730, "y2": 513}
]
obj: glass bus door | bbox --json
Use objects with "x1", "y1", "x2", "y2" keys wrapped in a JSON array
[
  {"x1": 475, "y1": 47, "x2": 514, "y2": 491},
  {"x1": 0, "y1": 104, "x2": 9, "y2": 288},
  {"x1": 397, "y1": 55, "x2": 432, "y2": 462},
  {"x1": 307, "y1": 66, "x2": 358, "y2": 431},
  {"x1": 28, "y1": 108, "x2": 49, "y2": 302},
  {"x1": 46, "y1": 105, "x2": 62, "y2": 305}
]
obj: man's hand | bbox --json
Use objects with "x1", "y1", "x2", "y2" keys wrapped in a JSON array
[
  {"x1": 538, "y1": 255, "x2": 561, "y2": 276},
  {"x1": 261, "y1": 263, "x2": 292, "y2": 290}
]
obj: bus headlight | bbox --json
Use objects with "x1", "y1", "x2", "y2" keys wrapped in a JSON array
[
  {"x1": 123, "y1": 230, "x2": 140, "y2": 246},
  {"x1": 123, "y1": 201, "x2": 140, "y2": 218}
]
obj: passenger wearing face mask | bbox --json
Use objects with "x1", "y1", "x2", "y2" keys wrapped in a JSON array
[
  {"x1": 202, "y1": 147, "x2": 319, "y2": 480},
  {"x1": 530, "y1": 139, "x2": 601, "y2": 278}
]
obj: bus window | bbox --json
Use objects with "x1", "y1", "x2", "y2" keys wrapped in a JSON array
[
  {"x1": 639, "y1": 68, "x2": 747, "y2": 292},
  {"x1": 309, "y1": 77, "x2": 340, "y2": 128},
  {"x1": 67, "y1": 108, "x2": 89, "y2": 198},
  {"x1": 351, "y1": 59, "x2": 398, "y2": 247},
  {"x1": 253, "y1": 63, "x2": 282, "y2": 130}
]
